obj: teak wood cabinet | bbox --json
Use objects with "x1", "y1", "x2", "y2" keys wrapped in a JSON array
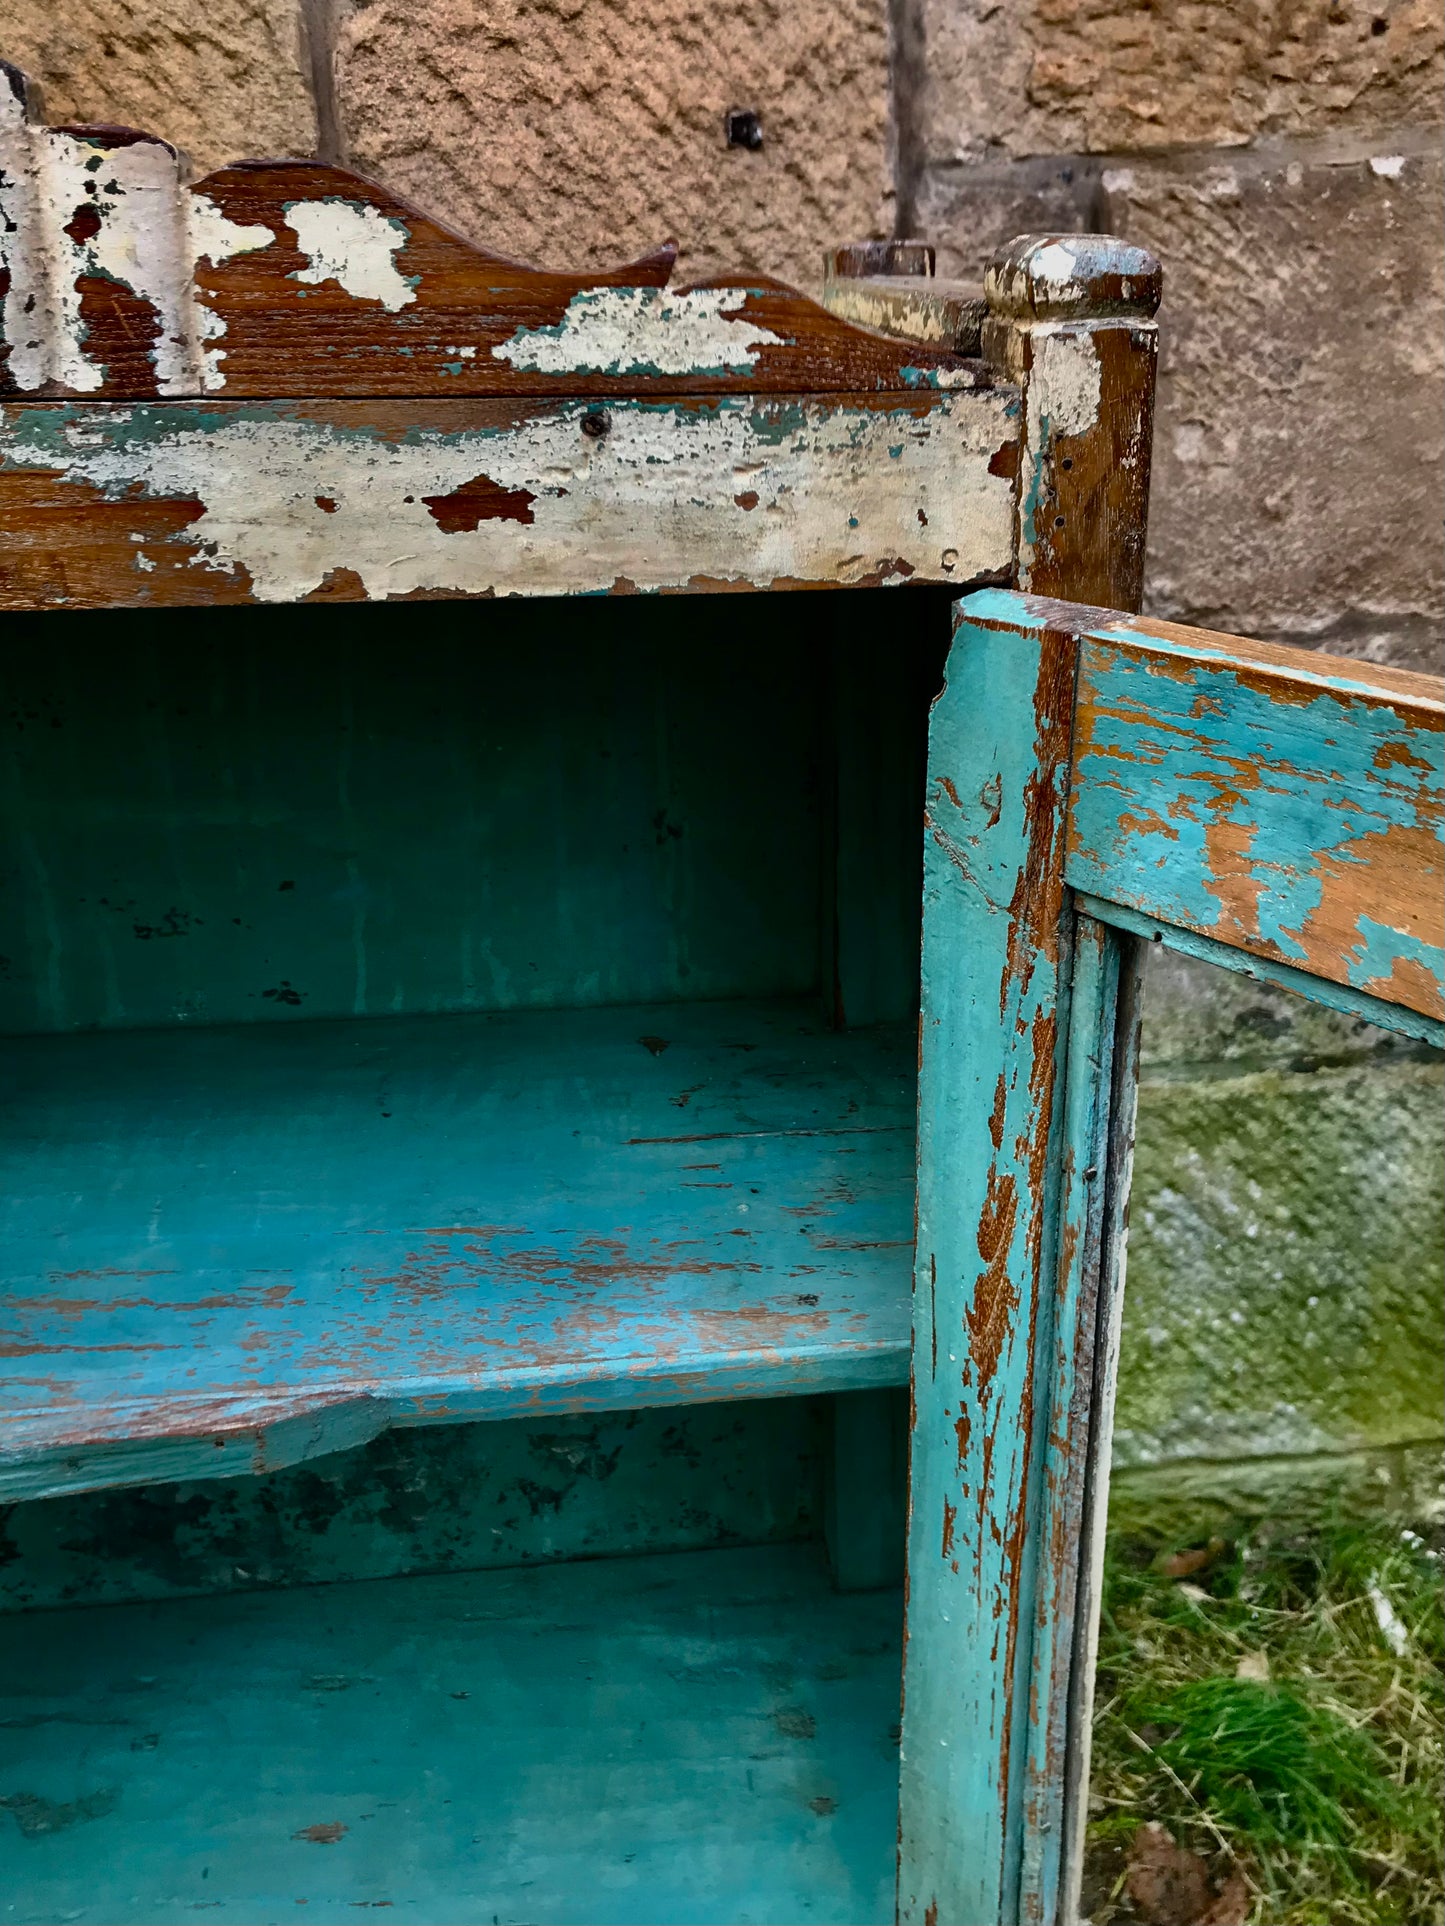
[{"x1": 2, "y1": 65, "x2": 1442, "y2": 1926}]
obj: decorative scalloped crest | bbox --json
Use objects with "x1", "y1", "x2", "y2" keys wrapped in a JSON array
[{"x1": 0, "y1": 60, "x2": 981, "y2": 401}]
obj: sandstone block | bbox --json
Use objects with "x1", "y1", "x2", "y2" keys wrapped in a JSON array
[
  {"x1": 1101, "y1": 145, "x2": 1444, "y2": 665},
  {"x1": 905, "y1": 0, "x2": 1443, "y2": 165},
  {"x1": 5, "y1": 0, "x2": 317, "y2": 177},
  {"x1": 333, "y1": 0, "x2": 893, "y2": 289}
]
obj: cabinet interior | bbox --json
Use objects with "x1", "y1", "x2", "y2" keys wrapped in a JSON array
[{"x1": 1, "y1": 587, "x2": 952, "y2": 1922}]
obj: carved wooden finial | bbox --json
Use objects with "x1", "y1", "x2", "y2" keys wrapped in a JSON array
[
  {"x1": 984, "y1": 233, "x2": 1161, "y2": 324},
  {"x1": 982, "y1": 234, "x2": 1161, "y2": 615}
]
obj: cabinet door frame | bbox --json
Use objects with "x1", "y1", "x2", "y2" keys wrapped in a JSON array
[{"x1": 899, "y1": 589, "x2": 1444, "y2": 1926}]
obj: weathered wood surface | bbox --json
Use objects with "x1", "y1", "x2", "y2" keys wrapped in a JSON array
[
  {"x1": 1019, "y1": 917, "x2": 1145, "y2": 1926},
  {"x1": 0, "y1": 390, "x2": 1017, "y2": 608},
  {"x1": 1074, "y1": 893, "x2": 1445, "y2": 1048},
  {"x1": 820, "y1": 249, "x2": 985, "y2": 360},
  {"x1": 0, "y1": 1542, "x2": 901, "y2": 1924},
  {"x1": 984, "y1": 236, "x2": 1160, "y2": 615},
  {"x1": 1066, "y1": 609, "x2": 1445, "y2": 1024},
  {"x1": 825, "y1": 1388, "x2": 909, "y2": 1593},
  {"x1": 899, "y1": 594, "x2": 1081, "y2": 1924},
  {"x1": 821, "y1": 274, "x2": 985, "y2": 357},
  {"x1": 0, "y1": 999, "x2": 914, "y2": 1501},
  {"x1": 0, "y1": 64, "x2": 979, "y2": 401}
]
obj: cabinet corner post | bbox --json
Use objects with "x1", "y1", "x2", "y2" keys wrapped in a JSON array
[{"x1": 985, "y1": 235, "x2": 1161, "y2": 616}]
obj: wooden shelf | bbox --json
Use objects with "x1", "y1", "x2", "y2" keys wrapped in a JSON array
[
  {"x1": 0, "y1": 1541, "x2": 901, "y2": 1924},
  {"x1": 1, "y1": 999, "x2": 914, "y2": 1499}
]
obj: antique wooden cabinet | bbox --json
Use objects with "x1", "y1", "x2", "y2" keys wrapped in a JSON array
[{"x1": 1, "y1": 61, "x2": 1441, "y2": 1926}]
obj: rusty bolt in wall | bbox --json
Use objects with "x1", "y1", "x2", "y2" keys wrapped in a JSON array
[{"x1": 725, "y1": 109, "x2": 763, "y2": 150}]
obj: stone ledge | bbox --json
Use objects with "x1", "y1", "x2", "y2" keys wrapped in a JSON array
[
  {"x1": 1109, "y1": 1441, "x2": 1445, "y2": 1536},
  {"x1": 902, "y1": 0, "x2": 1444, "y2": 167}
]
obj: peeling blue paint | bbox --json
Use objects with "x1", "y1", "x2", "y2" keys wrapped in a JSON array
[{"x1": 1070, "y1": 638, "x2": 1443, "y2": 1009}]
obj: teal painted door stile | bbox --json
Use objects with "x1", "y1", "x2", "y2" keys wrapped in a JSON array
[{"x1": 900, "y1": 597, "x2": 1147, "y2": 1925}]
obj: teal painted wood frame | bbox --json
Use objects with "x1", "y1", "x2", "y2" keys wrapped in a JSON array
[{"x1": 900, "y1": 589, "x2": 1443, "y2": 1926}]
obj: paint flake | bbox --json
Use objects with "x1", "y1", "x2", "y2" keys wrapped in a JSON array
[
  {"x1": 285, "y1": 200, "x2": 418, "y2": 312},
  {"x1": 492, "y1": 286, "x2": 785, "y2": 377},
  {"x1": 1028, "y1": 326, "x2": 1102, "y2": 443},
  {"x1": 1029, "y1": 241, "x2": 1084, "y2": 303},
  {"x1": 34, "y1": 129, "x2": 195, "y2": 394},
  {"x1": 188, "y1": 193, "x2": 276, "y2": 391}
]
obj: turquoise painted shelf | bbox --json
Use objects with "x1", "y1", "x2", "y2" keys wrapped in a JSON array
[
  {"x1": 0, "y1": 998, "x2": 914, "y2": 1500},
  {"x1": 0, "y1": 1540, "x2": 901, "y2": 1925}
]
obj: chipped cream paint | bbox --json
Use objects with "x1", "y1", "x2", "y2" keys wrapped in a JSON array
[
  {"x1": 35, "y1": 130, "x2": 195, "y2": 394},
  {"x1": 932, "y1": 367, "x2": 985, "y2": 390},
  {"x1": 1028, "y1": 240, "x2": 1086, "y2": 308},
  {"x1": 1028, "y1": 324, "x2": 1102, "y2": 445},
  {"x1": 0, "y1": 75, "x2": 48, "y2": 392},
  {"x1": 0, "y1": 103, "x2": 200, "y2": 394},
  {"x1": 825, "y1": 283, "x2": 950, "y2": 345},
  {"x1": 1013, "y1": 322, "x2": 1106, "y2": 580},
  {"x1": 0, "y1": 95, "x2": 272, "y2": 396},
  {"x1": 2, "y1": 395, "x2": 1016, "y2": 602},
  {"x1": 492, "y1": 287, "x2": 785, "y2": 377},
  {"x1": 285, "y1": 200, "x2": 417, "y2": 313},
  {"x1": 187, "y1": 194, "x2": 275, "y2": 392}
]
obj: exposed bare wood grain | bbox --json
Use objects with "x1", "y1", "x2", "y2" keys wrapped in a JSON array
[
  {"x1": 984, "y1": 235, "x2": 1160, "y2": 614},
  {"x1": 0, "y1": 389, "x2": 1018, "y2": 608},
  {"x1": 1068, "y1": 608, "x2": 1445, "y2": 1022}
]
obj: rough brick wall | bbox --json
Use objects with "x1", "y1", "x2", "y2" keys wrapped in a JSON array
[
  {"x1": 6, "y1": 0, "x2": 897, "y2": 291},
  {"x1": 331, "y1": 0, "x2": 894, "y2": 285},
  {"x1": 6, "y1": 0, "x2": 318, "y2": 176}
]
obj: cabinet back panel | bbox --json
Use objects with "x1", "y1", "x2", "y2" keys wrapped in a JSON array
[
  {"x1": 0, "y1": 596, "x2": 828, "y2": 1035},
  {"x1": 0, "y1": 1400, "x2": 827, "y2": 1614}
]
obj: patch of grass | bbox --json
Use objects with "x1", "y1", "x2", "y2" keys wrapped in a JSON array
[
  {"x1": 1085, "y1": 1509, "x2": 1444, "y2": 1925},
  {"x1": 1147, "y1": 1677, "x2": 1408, "y2": 1856}
]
